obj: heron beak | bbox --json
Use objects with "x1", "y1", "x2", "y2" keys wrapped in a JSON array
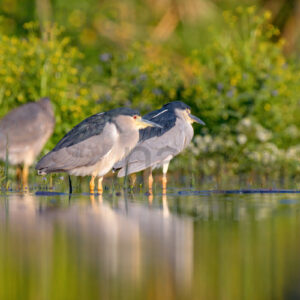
[
  {"x1": 136, "y1": 117, "x2": 162, "y2": 129},
  {"x1": 189, "y1": 113, "x2": 205, "y2": 125}
]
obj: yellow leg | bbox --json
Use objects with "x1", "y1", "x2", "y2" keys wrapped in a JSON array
[
  {"x1": 162, "y1": 162, "x2": 169, "y2": 195},
  {"x1": 148, "y1": 170, "x2": 153, "y2": 192},
  {"x1": 130, "y1": 174, "x2": 137, "y2": 188},
  {"x1": 22, "y1": 165, "x2": 29, "y2": 189},
  {"x1": 162, "y1": 175, "x2": 167, "y2": 194},
  {"x1": 16, "y1": 166, "x2": 22, "y2": 182},
  {"x1": 148, "y1": 169, "x2": 153, "y2": 205},
  {"x1": 148, "y1": 192, "x2": 153, "y2": 205},
  {"x1": 97, "y1": 176, "x2": 103, "y2": 194},
  {"x1": 90, "y1": 175, "x2": 95, "y2": 194}
]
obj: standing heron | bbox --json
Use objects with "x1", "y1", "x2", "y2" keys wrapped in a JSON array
[
  {"x1": 0, "y1": 97, "x2": 55, "y2": 186},
  {"x1": 114, "y1": 101, "x2": 205, "y2": 193},
  {"x1": 36, "y1": 107, "x2": 161, "y2": 194}
]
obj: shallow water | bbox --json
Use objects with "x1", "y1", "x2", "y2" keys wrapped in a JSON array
[{"x1": 1, "y1": 189, "x2": 300, "y2": 300}]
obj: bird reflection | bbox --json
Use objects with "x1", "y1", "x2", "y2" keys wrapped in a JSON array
[
  {"x1": 162, "y1": 193, "x2": 170, "y2": 217},
  {"x1": 1, "y1": 191, "x2": 193, "y2": 293},
  {"x1": 123, "y1": 192, "x2": 193, "y2": 290},
  {"x1": 89, "y1": 193, "x2": 103, "y2": 206},
  {"x1": 148, "y1": 190, "x2": 153, "y2": 205},
  {"x1": 147, "y1": 189, "x2": 169, "y2": 217},
  {"x1": 6, "y1": 193, "x2": 37, "y2": 219}
]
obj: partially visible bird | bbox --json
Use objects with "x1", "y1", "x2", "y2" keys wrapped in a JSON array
[
  {"x1": 36, "y1": 107, "x2": 161, "y2": 194},
  {"x1": 0, "y1": 97, "x2": 55, "y2": 187},
  {"x1": 113, "y1": 101, "x2": 205, "y2": 193}
]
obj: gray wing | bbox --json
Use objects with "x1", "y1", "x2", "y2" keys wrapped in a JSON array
[
  {"x1": 115, "y1": 120, "x2": 192, "y2": 177},
  {"x1": 36, "y1": 122, "x2": 117, "y2": 173},
  {"x1": 0, "y1": 102, "x2": 54, "y2": 152},
  {"x1": 52, "y1": 112, "x2": 107, "y2": 151}
]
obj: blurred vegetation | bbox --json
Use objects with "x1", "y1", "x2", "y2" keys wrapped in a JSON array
[
  {"x1": 0, "y1": 1, "x2": 300, "y2": 181},
  {"x1": 0, "y1": 166, "x2": 4, "y2": 189},
  {"x1": 0, "y1": 21, "x2": 100, "y2": 150}
]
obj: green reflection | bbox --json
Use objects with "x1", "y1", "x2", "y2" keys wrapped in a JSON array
[{"x1": 0, "y1": 192, "x2": 300, "y2": 300}]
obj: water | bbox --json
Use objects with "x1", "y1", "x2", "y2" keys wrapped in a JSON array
[{"x1": 1, "y1": 189, "x2": 300, "y2": 300}]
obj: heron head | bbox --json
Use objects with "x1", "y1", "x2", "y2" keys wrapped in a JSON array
[
  {"x1": 133, "y1": 115, "x2": 162, "y2": 129},
  {"x1": 185, "y1": 108, "x2": 205, "y2": 125},
  {"x1": 164, "y1": 101, "x2": 205, "y2": 125},
  {"x1": 111, "y1": 108, "x2": 162, "y2": 131}
]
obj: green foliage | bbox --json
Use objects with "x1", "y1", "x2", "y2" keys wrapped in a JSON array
[
  {"x1": 0, "y1": 166, "x2": 4, "y2": 188},
  {"x1": 0, "y1": 22, "x2": 99, "y2": 151},
  {"x1": 94, "y1": 7, "x2": 300, "y2": 177},
  {"x1": 1, "y1": 7, "x2": 300, "y2": 179},
  {"x1": 184, "y1": 8, "x2": 300, "y2": 175},
  {"x1": 95, "y1": 43, "x2": 184, "y2": 112}
]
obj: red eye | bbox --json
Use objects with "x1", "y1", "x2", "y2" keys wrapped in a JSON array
[{"x1": 133, "y1": 115, "x2": 138, "y2": 120}]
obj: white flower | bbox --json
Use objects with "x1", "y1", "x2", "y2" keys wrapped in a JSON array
[
  {"x1": 285, "y1": 125, "x2": 299, "y2": 138},
  {"x1": 225, "y1": 139, "x2": 235, "y2": 148},
  {"x1": 256, "y1": 125, "x2": 272, "y2": 142},
  {"x1": 237, "y1": 134, "x2": 247, "y2": 145},
  {"x1": 241, "y1": 118, "x2": 252, "y2": 128},
  {"x1": 203, "y1": 135, "x2": 212, "y2": 145},
  {"x1": 249, "y1": 151, "x2": 261, "y2": 162},
  {"x1": 207, "y1": 159, "x2": 216, "y2": 168}
]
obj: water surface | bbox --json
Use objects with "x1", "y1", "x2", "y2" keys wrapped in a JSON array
[{"x1": 1, "y1": 190, "x2": 300, "y2": 300}]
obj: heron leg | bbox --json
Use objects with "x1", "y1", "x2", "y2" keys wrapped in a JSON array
[
  {"x1": 148, "y1": 167, "x2": 153, "y2": 191},
  {"x1": 68, "y1": 175, "x2": 73, "y2": 194},
  {"x1": 22, "y1": 164, "x2": 29, "y2": 189},
  {"x1": 97, "y1": 176, "x2": 103, "y2": 194},
  {"x1": 49, "y1": 174, "x2": 53, "y2": 190},
  {"x1": 147, "y1": 167, "x2": 154, "y2": 204},
  {"x1": 149, "y1": 173, "x2": 153, "y2": 190},
  {"x1": 16, "y1": 166, "x2": 22, "y2": 182},
  {"x1": 162, "y1": 162, "x2": 169, "y2": 194},
  {"x1": 89, "y1": 175, "x2": 95, "y2": 194},
  {"x1": 148, "y1": 189, "x2": 153, "y2": 205},
  {"x1": 129, "y1": 174, "x2": 136, "y2": 188},
  {"x1": 162, "y1": 176, "x2": 167, "y2": 194}
]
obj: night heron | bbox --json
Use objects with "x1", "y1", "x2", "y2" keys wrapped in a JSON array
[
  {"x1": 0, "y1": 97, "x2": 55, "y2": 186},
  {"x1": 113, "y1": 101, "x2": 205, "y2": 193},
  {"x1": 36, "y1": 107, "x2": 161, "y2": 194}
]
